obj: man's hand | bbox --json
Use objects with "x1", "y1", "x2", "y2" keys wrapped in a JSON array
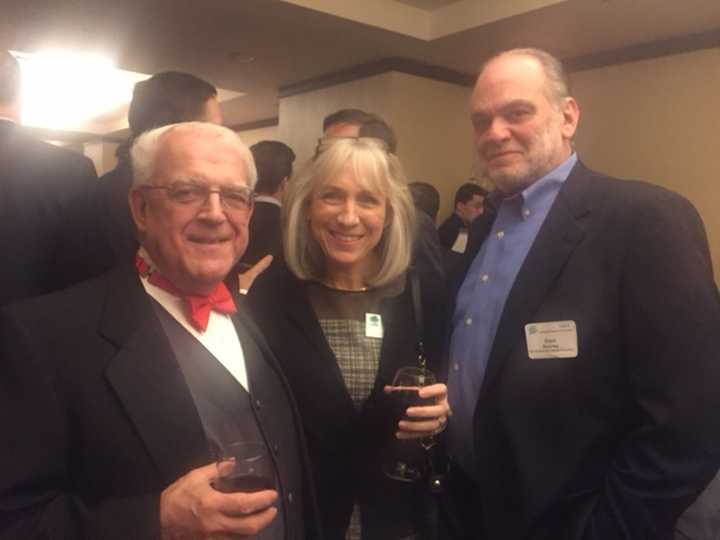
[
  {"x1": 160, "y1": 462, "x2": 278, "y2": 539},
  {"x1": 237, "y1": 255, "x2": 273, "y2": 295},
  {"x1": 383, "y1": 383, "x2": 451, "y2": 440}
]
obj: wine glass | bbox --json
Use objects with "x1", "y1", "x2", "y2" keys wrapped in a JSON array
[
  {"x1": 383, "y1": 366, "x2": 437, "y2": 482},
  {"x1": 213, "y1": 441, "x2": 276, "y2": 493}
]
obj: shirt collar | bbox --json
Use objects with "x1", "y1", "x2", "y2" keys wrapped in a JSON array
[
  {"x1": 501, "y1": 153, "x2": 577, "y2": 217},
  {"x1": 522, "y1": 152, "x2": 577, "y2": 203},
  {"x1": 0, "y1": 117, "x2": 17, "y2": 124},
  {"x1": 255, "y1": 194, "x2": 281, "y2": 207}
]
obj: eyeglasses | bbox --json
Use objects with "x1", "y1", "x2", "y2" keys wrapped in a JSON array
[{"x1": 141, "y1": 182, "x2": 255, "y2": 211}]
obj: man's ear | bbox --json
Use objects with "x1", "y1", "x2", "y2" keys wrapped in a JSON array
[
  {"x1": 128, "y1": 188, "x2": 149, "y2": 236},
  {"x1": 560, "y1": 97, "x2": 580, "y2": 140}
]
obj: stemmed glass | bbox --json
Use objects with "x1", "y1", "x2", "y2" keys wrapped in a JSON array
[{"x1": 383, "y1": 366, "x2": 437, "y2": 482}]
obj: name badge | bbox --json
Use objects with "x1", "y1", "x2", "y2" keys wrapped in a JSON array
[
  {"x1": 524, "y1": 320, "x2": 578, "y2": 359},
  {"x1": 365, "y1": 313, "x2": 383, "y2": 339}
]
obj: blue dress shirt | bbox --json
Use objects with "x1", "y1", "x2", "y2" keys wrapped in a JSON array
[{"x1": 447, "y1": 154, "x2": 578, "y2": 477}]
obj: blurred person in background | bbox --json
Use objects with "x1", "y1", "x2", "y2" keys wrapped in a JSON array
[
  {"x1": 0, "y1": 50, "x2": 97, "y2": 305},
  {"x1": 437, "y1": 182, "x2": 488, "y2": 254},
  {"x1": 62, "y1": 70, "x2": 222, "y2": 284}
]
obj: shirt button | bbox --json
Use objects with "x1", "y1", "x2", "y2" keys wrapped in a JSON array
[
  {"x1": 255, "y1": 399, "x2": 262, "y2": 409},
  {"x1": 273, "y1": 442, "x2": 279, "y2": 455},
  {"x1": 465, "y1": 317, "x2": 472, "y2": 326},
  {"x1": 453, "y1": 363, "x2": 460, "y2": 371},
  {"x1": 481, "y1": 274, "x2": 489, "y2": 282},
  {"x1": 287, "y1": 491, "x2": 293, "y2": 504},
  {"x1": 497, "y1": 231, "x2": 505, "y2": 239},
  {"x1": 522, "y1": 208, "x2": 531, "y2": 218}
]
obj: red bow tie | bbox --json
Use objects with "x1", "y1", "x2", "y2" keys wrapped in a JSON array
[{"x1": 135, "y1": 255, "x2": 236, "y2": 332}]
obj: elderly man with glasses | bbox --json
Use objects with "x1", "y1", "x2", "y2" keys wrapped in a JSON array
[{"x1": 0, "y1": 122, "x2": 320, "y2": 540}]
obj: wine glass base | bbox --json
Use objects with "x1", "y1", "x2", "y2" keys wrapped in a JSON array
[{"x1": 384, "y1": 461, "x2": 423, "y2": 482}]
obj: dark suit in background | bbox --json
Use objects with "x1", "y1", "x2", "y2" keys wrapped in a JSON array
[
  {"x1": 437, "y1": 213, "x2": 465, "y2": 251},
  {"x1": 0, "y1": 266, "x2": 319, "y2": 539},
  {"x1": 0, "y1": 120, "x2": 97, "y2": 305},
  {"x1": 60, "y1": 157, "x2": 138, "y2": 284},
  {"x1": 449, "y1": 162, "x2": 720, "y2": 540},
  {"x1": 241, "y1": 198, "x2": 283, "y2": 266}
]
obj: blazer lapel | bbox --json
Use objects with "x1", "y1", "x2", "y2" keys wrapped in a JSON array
[
  {"x1": 100, "y1": 267, "x2": 209, "y2": 484},
  {"x1": 480, "y1": 165, "x2": 591, "y2": 394},
  {"x1": 281, "y1": 280, "x2": 359, "y2": 424}
]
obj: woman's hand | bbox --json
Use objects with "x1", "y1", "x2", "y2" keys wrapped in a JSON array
[{"x1": 384, "y1": 383, "x2": 451, "y2": 440}]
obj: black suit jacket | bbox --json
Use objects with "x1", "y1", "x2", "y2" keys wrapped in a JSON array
[
  {"x1": 0, "y1": 266, "x2": 320, "y2": 539},
  {"x1": 242, "y1": 200, "x2": 283, "y2": 265},
  {"x1": 66, "y1": 159, "x2": 138, "y2": 282},
  {"x1": 0, "y1": 120, "x2": 97, "y2": 305},
  {"x1": 248, "y1": 265, "x2": 447, "y2": 539},
  {"x1": 438, "y1": 213, "x2": 465, "y2": 250},
  {"x1": 451, "y1": 162, "x2": 720, "y2": 540}
]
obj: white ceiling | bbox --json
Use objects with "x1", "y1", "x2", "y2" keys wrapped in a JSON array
[{"x1": 1, "y1": 0, "x2": 718, "y2": 137}]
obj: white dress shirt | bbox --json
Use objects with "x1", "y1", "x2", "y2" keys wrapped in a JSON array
[{"x1": 140, "y1": 275, "x2": 249, "y2": 391}]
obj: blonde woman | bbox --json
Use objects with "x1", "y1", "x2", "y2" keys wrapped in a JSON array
[{"x1": 248, "y1": 137, "x2": 449, "y2": 540}]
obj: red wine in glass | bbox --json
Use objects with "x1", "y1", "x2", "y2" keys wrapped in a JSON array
[
  {"x1": 214, "y1": 442, "x2": 276, "y2": 493},
  {"x1": 384, "y1": 367, "x2": 436, "y2": 482},
  {"x1": 213, "y1": 473, "x2": 275, "y2": 493}
]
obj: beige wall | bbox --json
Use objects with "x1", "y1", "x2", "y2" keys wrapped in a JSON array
[
  {"x1": 571, "y1": 48, "x2": 720, "y2": 283},
  {"x1": 237, "y1": 125, "x2": 281, "y2": 148},
  {"x1": 279, "y1": 73, "x2": 396, "y2": 166},
  {"x1": 278, "y1": 72, "x2": 475, "y2": 220},
  {"x1": 387, "y1": 72, "x2": 475, "y2": 221}
]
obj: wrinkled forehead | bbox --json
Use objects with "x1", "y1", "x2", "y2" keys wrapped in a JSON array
[{"x1": 472, "y1": 54, "x2": 552, "y2": 109}]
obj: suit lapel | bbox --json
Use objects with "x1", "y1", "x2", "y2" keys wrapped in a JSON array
[
  {"x1": 100, "y1": 266, "x2": 209, "y2": 483},
  {"x1": 281, "y1": 280, "x2": 359, "y2": 424},
  {"x1": 480, "y1": 165, "x2": 592, "y2": 394}
]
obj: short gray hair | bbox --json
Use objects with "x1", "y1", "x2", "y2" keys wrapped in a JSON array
[
  {"x1": 283, "y1": 137, "x2": 415, "y2": 287},
  {"x1": 482, "y1": 48, "x2": 571, "y2": 107},
  {"x1": 130, "y1": 121, "x2": 257, "y2": 188}
]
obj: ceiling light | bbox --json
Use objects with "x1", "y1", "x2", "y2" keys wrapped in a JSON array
[{"x1": 12, "y1": 49, "x2": 148, "y2": 131}]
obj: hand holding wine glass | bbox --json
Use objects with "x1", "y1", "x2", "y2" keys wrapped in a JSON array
[
  {"x1": 384, "y1": 370, "x2": 450, "y2": 440},
  {"x1": 383, "y1": 366, "x2": 449, "y2": 481},
  {"x1": 159, "y1": 457, "x2": 278, "y2": 539},
  {"x1": 214, "y1": 442, "x2": 277, "y2": 493}
]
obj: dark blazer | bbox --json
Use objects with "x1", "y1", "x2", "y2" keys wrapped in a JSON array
[
  {"x1": 248, "y1": 265, "x2": 447, "y2": 540},
  {"x1": 0, "y1": 120, "x2": 97, "y2": 305},
  {"x1": 437, "y1": 213, "x2": 465, "y2": 250},
  {"x1": 55, "y1": 157, "x2": 141, "y2": 289},
  {"x1": 450, "y1": 162, "x2": 720, "y2": 540},
  {"x1": 242, "y1": 200, "x2": 283, "y2": 265},
  {"x1": 0, "y1": 266, "x2": 320, "y2": 539}
]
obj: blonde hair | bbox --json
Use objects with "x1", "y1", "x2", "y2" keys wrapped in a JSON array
[{"x1": 283, "y1": 137, "x2": 415, "y2": 287}]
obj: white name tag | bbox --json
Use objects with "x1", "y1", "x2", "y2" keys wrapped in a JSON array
[
  {"x1": 524, "y1": 320, "x2": 578, "y2": 359},
  {"x1": 451, "y1": 230, "x2": 468, "y2": 254},
  {"x1": 365, "y1": 313, "x2": 383, "y2": 339}
]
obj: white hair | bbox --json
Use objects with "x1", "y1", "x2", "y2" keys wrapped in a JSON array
[{"x1": 130, "y1": 121, "x2": 257, "y2": 188}]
